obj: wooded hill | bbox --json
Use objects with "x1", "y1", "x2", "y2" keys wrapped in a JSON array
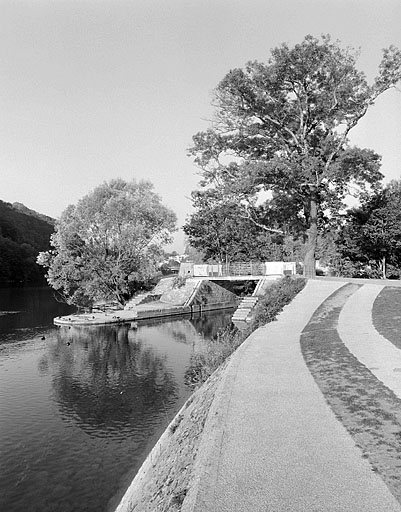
[{"x1": 0, "y1": 200, "x2": 55, "y2": 284}]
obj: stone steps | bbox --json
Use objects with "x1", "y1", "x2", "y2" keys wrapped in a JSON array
[{"x1": 232, "y1": 296, "x2": 259, "y2": 322}]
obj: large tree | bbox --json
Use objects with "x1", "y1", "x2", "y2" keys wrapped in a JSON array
[
  {"x1": 189, "y1": 35, "x2": 401, "y2": 277},
  {"x1": 335, "y1": 180, "x2": 401, "y2": 279},
  {"x1": 38, "y1": 179, "x2": 176, "y2": 308},
  {"x1": 184, "y1": 188, "x2": 298, "y2": 262}
]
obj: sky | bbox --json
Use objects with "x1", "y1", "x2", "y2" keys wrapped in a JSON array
[{"x1": 1, "y1": 0, "x2": 401, "y2": 251}]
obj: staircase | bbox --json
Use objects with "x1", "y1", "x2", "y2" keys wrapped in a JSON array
[
  {"x1": 232, "y1": 296, "x2": 259, "y2": 322},
  {"x1": 232, "y1": 277, "x2": 280, "y2": 322}
]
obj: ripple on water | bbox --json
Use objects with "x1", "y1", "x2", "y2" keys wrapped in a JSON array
[{"x1": 0, "y1": 304, "x2": 233, "y2": 512}]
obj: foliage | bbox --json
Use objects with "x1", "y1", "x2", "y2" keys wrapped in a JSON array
[
  {"x1": 38, "y1": 179, "x2": 177, "y2": 308},
  {"x1": 183, "y1": 244, "x2": 206, "y2": 263},
  {"x1": 172, "y1": 276, "x2": 187, "y2": 288},
  {"x1": 185, "y1": 325, "x2": 248, "y2": 387},
  {"x1": 137, "y1": 293, "x2": 162, "y2": 305},
  {"x1": 186, "y1": 276, "x2": 306, "y2": 387},
  {"x1": 188, "y1": 35, "x2": 401, "y2": 276},
  {"x1": 159, "y1": 257, "x2": 180, "y2": 275},
  {"x1": 0, "y1": 200, "x2": 55, "y2": 284},
  {"x1": 11, "y1": 202, "x2": 55, "y2": 225},
  {"x1": 251, "y1": 276, "x2": 306, "y2": 327},
  {"x1": 184, "y1": 188, "x2": 301, "y2": 262},
  {"x1": 334, "y1": 180, "x2": 401, "y2": 278}
]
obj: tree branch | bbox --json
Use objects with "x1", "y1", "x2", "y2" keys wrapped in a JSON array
[{"x1": 239, "y1": 205, "x2": 284, "y2": 234}]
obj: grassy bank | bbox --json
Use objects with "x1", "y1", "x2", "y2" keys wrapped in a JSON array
[{"x1": 187, "y1": 276, "x2": 306, "y2": 387}]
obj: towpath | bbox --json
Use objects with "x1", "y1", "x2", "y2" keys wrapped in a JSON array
[{"x1": 182, "y1": 279, "x2": 401, "y2": 511}]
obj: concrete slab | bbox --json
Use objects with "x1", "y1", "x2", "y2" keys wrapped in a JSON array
[{"x1": 54, "y1": 309, "x2": 138, "y2": 326}]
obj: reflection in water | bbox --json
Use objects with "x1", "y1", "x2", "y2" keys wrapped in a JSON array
[
  {"x1": 0, "y1": 286, "x2": 74, "y2": 337},
  {"x1": 0, "y1": 286, "x2": 235, "y2": 512},
  {"x1": 48, "y1": 324, "x2": 178, "y2": 437},
  {"x1": 190, "y1": 309, "x2": 236, "y2": 338}
]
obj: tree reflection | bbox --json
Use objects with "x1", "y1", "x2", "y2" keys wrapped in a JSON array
[
  {"x1": 44, "y1": 311, "x2": 235, "y2": 438},
  {"x1": 47, "y1": 324, "x2": 178, "y2": 437},
  {"x1": 190, "y1": 309, "x2": 235, "y2": 338},
  {"x1": 137, "y1": 317, "x2": 200, "y2": 346},
  {"x1": 134, "y1": 310, "x2": 235, "y2": 341},
  {"x1": 0, "y1": 286, "x2": 74, "y2": 336}
]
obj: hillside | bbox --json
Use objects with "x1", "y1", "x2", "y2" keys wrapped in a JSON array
[
  {"x1": 12, "y1": 202, "x2": 55, "y2": 225},
  {"x1": 0, "y1": 200, "x2": 55, "y2": 284}
]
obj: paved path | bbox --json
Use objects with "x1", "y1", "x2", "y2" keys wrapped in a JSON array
[{"x1": 183, "y1": 279, "x2": 401, "y2": 512}]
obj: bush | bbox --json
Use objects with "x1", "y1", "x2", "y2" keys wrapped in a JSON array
[
  {"x1": 138, "y1": 293, "x2": 162, "y2": 304},
  {"x1": 251, "y1": 276, "x2": 306, "y2": 328},
  {"x1": 185, "y1": 326, "x2": 247, "y2": 387}
]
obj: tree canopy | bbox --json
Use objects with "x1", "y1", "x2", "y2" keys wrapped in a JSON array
[
  {"x1": 184, "y1": 188, "x2": 299, "y2": 262},
  {"x1": 38, "y1": 179, "x2": 177, "y2": 307},
  {"x1": 0, "y1": 200, "x2": 55, "y2": 284},
  {"x1": 187, "y1": 35, "x2": 401, "y2": 275},
  {"x1": 335, "y1": 180, "x2": 401, "y2": 279}
]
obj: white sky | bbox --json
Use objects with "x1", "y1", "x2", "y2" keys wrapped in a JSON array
[{"x1": 1, "y1": 0, "x2": 400, "y2": 250}]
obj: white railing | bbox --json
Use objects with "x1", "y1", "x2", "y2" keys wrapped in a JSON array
[{"x1": 185, "y1": 261, "x2": 296, "y2": 278}]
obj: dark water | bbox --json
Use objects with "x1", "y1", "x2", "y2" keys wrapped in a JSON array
[{"x1": 0, "y1": 286, "x2": 234, "y2": 512}]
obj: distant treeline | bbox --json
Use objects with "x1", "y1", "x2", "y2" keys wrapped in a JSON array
[{"x1": 0, "y1": 200, "x2": 55, "y2": 284}]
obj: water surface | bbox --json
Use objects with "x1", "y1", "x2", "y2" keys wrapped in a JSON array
[{"x1": 0, "y1": 286, "x2": 234, "y2": 512}]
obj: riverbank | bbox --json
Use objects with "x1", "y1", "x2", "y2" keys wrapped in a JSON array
[
  {"x1": 54, "y1": 277, "x2": 238, "y2": 326},
  {"x1": 53, "y1": 301, "x2": 237, "y2": 326},
  {"x1": 114, "y1": 278, "x2": 401, "y2": 511},
  {"x1": 114, "y1": 359, "x2": 229, "y2": 512},
  {"x1": 114, "y1": 277, "x2": 307, "y2": 511}
]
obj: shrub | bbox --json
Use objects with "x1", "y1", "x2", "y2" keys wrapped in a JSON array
[
  {"x1": 251, "y1": 276, "x2": 306, "y2": 328},
  {"x1": 185, "y1": 326, "x2": 249, "y2": 387},
  {"x1": 172, "y1": 276, "x2": 187, "y2": 288},
  {"x1": 138, "y1": 293, "x2": 162, "y2": 304}
]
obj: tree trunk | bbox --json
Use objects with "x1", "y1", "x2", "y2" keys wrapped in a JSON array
[
  {"x1": 381, "y1": 255, "x2": 386, "y2": 279},
  {"x1": 303, "y1": 190, "x2": 317, "y2": 279}
]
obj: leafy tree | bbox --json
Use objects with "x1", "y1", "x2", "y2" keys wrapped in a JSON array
[
  {"x1": 183, "y1": 243, "x2": 206, "y2": 264},
  {"x1": 38, "y1": 179, "x2": 177, "y2": 308},
  {"x1": 335, "y1": 181, "x2": 401, "y2": 279},
  {"x1": 188, "y1": 35, "x2": 401, "y2": 276},
  {"x1": 184, "y1": 188, "x2": 291, "y2": 262}
]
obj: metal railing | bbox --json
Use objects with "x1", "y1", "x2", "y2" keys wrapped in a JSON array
[{"x1": 187, "y1": 261, "x2": 296, "y2": 278}]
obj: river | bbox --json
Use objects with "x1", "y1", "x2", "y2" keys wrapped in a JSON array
[{"x1": 0, "y1": 286, "x2": 234, "y2": 512}]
